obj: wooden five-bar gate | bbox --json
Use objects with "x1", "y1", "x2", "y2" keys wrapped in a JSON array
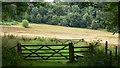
[
  {"x1": 11, "y1": 41, "x2": 119, "y2": 65},
  {"x1": 14, "y1": 43, "x2": 93, "y2": 62}
]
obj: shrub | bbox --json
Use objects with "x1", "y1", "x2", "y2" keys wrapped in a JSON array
[
  {"x1": 2, "y1": 35, "x2": 23, "y2": 67},
  {"x1": 2, "y1": 46, "x2": 23, "y2": 67},
  {"x1": 22, "y1": 19, "x2": 29, "y2": 28},
  {"x1": 78, "y1": 42, "x2": 119, "y2": 66},
  {"x1": 12, "y1": 21, "x2": 19, "y2": 25}
]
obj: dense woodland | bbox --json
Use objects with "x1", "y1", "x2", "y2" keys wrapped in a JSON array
[{"x1": 2, "y1": 2, "x2": 118, "y2": 32}]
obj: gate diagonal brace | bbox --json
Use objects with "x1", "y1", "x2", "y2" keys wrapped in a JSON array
[
  {"x1": 45, "y1": 45, "x2": 69, "y2": 60},
  {"x1": 22, "y1": 46, "x2": 45, "y2": 60}
]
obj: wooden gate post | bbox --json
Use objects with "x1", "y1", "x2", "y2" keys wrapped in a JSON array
[
  {"x1": 89, "y1": 43, "x2": 94, "y2": 53},
  {"x1": 115, "y1": 46, "x2": 117, "y2": 60},
  {"x1": 105, "y1": 41, "x2": 108, "y2": 54},
  {"x1": 17, "y1": 43, "x2": 22, "y2": 55},
  {"x1": 109, "y1": 51, "x2": 112, "y2": 66},
  {"x1": 69, "y1": 42, "x2": 74, "y2": 62}
]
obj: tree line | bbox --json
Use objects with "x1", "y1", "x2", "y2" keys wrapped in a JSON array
[{"x1": 2, "y1": 2, "x2": 118, "y2": 33}]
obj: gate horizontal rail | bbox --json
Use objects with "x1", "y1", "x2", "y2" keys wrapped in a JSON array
[
  {"x1": 22, "y1": 48, "x2": 69, "y2": 50},
  {"x1": 12, "y1": 42, "x2": 92, "y2": 62},
  {"x1": 22, "y1": 44, "x2": 68, "y2": 46},
  {"x1": 21, "y1": 52, "x2": 69, "y2": 54},
  {"x1": 26, "y1": 58, "x2": 69, "y2": 60},
  {"x1": 74, "y1": 46, "x2": 90, "y2": 48}
]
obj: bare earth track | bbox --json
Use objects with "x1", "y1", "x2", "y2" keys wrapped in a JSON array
[{"x1": 0, "y1": 23, "x2": 118, "y2": 45}]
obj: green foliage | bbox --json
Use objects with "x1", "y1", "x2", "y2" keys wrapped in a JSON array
[
  {"x1": 0, "y1": 21, "x2": 19, "y2": 25},
  {"x1": 36, "y1": 14, "x2": 42, "y2": 23},
  {"x1": 22, "y1": 19, "x2": 29, "y2": 28},
  {"x1": 90, "y1": 20, "x2": 99, "y2": 30},
  {"x1": 79, "y1": 50, "x2": 109, "y2": 66},
  {"x1": 2, "y1": 2, "x2": 118, "y2": 33},
  {"x1": 2, "y1": 3, "x2": 17, "y2": 21},
  {"x1": 78, "y1": 41, "x2": 119, "y2": 66},
  {"x1": 2, "y1": 46, "x2": 23, "y2": 67},
  {"x1": 2, "y1": 35, "x2": 19, "y2": 47},
  {"x1": 2, "y1": 35, "x2": 23, "y2": 67},
  {"x1": 49, "y1": 15, "x2": 58, "y2": 25},
  {"x1": 2, "y1": 2, "x2": 29, "y2": 21}
]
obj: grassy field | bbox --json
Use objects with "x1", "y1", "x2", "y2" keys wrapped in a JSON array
[
  {"x1": 1, "y1": 23, "x2": 118, "y2": 45},
  {"x1": 2, "y1": 35, "x2": 89, "y2": 67},
  {"x1": 2, "y1": 33, "x2": 119, "y2": 67},
  {"x1": 17, "y1": 60, "x2": 80, "y2": 66}
]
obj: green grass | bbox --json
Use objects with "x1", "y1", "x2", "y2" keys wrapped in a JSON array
[
  {"x1": 17, "y1": 60, "x2": 80, "y2": 66},
  {"x1": 2, "y1": 35, "x2": 88, "y2": 66},
  {"x1": 19, "y1": 36, "x2": 89, "y2": 61},
  {"x1": 2, "y1": 34, "x2": 119, "y2": 67}
]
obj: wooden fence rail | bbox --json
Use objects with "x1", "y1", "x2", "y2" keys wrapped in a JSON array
[
  {"x1": 10, "y1": 41, "x2": 118, "y2": 64},
  {"x1": 14, "y1": 42, "x2": 92, "y2": 62}
]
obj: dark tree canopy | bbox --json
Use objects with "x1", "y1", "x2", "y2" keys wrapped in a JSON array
[{"x1": 2, "y1": 2, "x2": 118, "y2": 33}]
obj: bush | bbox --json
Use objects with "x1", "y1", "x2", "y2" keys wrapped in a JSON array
[
  {"x1": 2, "y1": 35, "x2": 23, "y2": 67},
  {"x1": 12, "y1": 21, "x2": 19, "y2": 25},
  {"x1": 2, "y1": 46, "x2": 23, "y2": 67},
  {"x1": 22, "y1": 19, "x2": 29, "y2": 28},
  {"x1": 78, "y1": 42, "x2": 119, "y2": 66}
]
